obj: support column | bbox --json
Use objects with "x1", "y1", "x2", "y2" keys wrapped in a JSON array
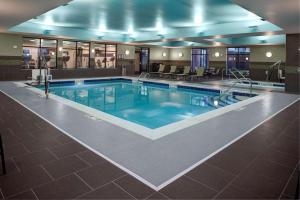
[{"x1": 285, "y1": 34, "x2": 300, "y2": 94}]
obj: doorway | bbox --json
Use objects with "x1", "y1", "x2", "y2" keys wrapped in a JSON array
[{"x1": 140, "y1": 48, "x2": 150, "y2": 72}]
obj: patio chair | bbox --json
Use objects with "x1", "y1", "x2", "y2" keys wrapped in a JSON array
[
  {"x1": 211, "y1": 68, "x2": 220, "y2": 76},
  {"x1": 190, "y1": 67, "x2": 205, "y2": 81},
  {"x1": 149, "y1": 64, "x2": 165, "y2": 77},
  {"x1": 176, "y1": 66, "x2": 191, "y2": 80},
  {"x1": 163, "y1": 66, "x2": 177, "y2": 78}
]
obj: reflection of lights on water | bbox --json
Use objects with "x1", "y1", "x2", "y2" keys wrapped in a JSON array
[
  {"x1": 141, "y1": 85, "x2": 148, "y2": 96},
  {"x1": 214, "y1": 100, "x2": 219, "y2": 106},
  {"x1": 160, "y1": 102, "x2": 182, "y2": 108},
  {"x1": 79, "y1": 91, "x2": 88, "y2": 98},
  {"x1": 178, "y1": 112, "x2": 194, "y2": 119}
]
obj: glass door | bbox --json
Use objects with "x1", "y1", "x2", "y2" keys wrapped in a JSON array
[{"x1": 140, "y1": 48, "x2": 149, "y2": 72}]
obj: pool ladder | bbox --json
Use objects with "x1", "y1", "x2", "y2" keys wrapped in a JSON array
[
  {"x1": 216, "y1": 69, "x2": 253, "y2": 104},
  {"x1": 138, "y1": 72, "x2": 150, "y2": 81}
]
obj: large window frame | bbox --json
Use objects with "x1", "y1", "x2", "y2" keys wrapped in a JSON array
[
  {"x1": 191, "y1": 48, "x2": 209, "y2": 71},
  {"x1": 227, "y1": 47, "x2": 250, "y2": 72},
  {"x1": 94, "y1": 43, "x2": 117, "y2": 69},
  {"x1": 23, "y1": 37, "x2": 118, "y2": 70},
  {"x1": 22, "y1": 37, "x2": 58, "y2": 69}
]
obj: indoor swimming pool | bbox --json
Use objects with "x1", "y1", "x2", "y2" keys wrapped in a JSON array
[{"x1": 35, "y1": 78, "x2": 256, "y2": 129}]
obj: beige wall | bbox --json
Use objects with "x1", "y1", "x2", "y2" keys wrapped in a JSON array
[
  {"x1": 150, "y1": 47, "x2": 170, "y2": 60},
  {"x1": 169, "y1": 48, "x2": 191, "y2": 61},
  {"x1": 117, "y1": 44, "x2": 135, "y2": 60},
  {"x1": 208, "y1": 47, "x2": 227, "y2": 62},
  {"x1": 0, "y1": 33, "x2": 22, "y2": 56},
  {"x1": 250, "y1": 45, "x2": 286, "y2": 63}
]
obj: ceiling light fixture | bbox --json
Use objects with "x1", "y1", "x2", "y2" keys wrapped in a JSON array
[{"x1": 194, "y1": 15, "x2": 202, "y2": 25}]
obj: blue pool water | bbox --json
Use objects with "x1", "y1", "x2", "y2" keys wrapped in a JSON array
[{"x1": 40, "y1": 79, "x2": 249, "y2": 129}]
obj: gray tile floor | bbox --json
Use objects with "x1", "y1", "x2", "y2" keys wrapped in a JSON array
[
  {"x1": 0, "y1": 81, "x2": 299, "y2": 190},
  {"x1": 0, "y1": 91, "x2": 298, "y2": 199}
]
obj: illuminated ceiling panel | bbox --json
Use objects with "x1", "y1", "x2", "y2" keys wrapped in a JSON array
[{"x1": 9, "y1": 0, "x2": 284, "y2": 46}]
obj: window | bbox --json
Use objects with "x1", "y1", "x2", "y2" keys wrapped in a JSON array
[
  {"x1": 94, "y1": 44, "x2": 106, "y2": 68},
  {"x1": 22, "y1": 38, "x2": 57, "y2": 69},
  {"x1": 76, "y1": 42, "x2": 90, "y2": 68},
  {"x1": 192, "y1": 48, "x2": 208, "y2": 71},
  {"x1": 62, "y1": 41, "x2": 76, "y2": 69},
  {"x1": 227, "y1": 47, "x2": 250, "y2": 71},
  {"x1": 22, "y1": 38, "x2": 40, "y2": 69},
  {"x1": 41, "y1": 39, "x2": 57, "y2": 69},
  {"x1": 94, "y1": 44, "x2": 116, "y2": 68},
  {"x1": 106, "y1": 45, "x2": 116, "y2": 68}
]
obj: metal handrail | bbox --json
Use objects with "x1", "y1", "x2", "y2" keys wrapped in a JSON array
[
  {"x1": 266, "y1": 60, "x2": 282, "y2": 81},
  {"x1": 221, "y1": 68, "x2": 227, "y2": 80},
  {"x1": 228, "y1": 69, "x2": 253, "y2": 95},
  {"x1": 137, "y1": 72, "x2": 150, "y2": 81}
]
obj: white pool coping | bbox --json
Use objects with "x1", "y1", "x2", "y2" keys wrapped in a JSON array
[
  {"x1": 17, "y1": 77, "x2": 265, "y2": 140},
  {"x1": 203, "y1": 79, "x2": 285, "y2": 91}
]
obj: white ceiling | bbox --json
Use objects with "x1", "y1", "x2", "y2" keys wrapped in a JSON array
[
  {"x1": 0, "y1": 0, "x2": 71, "y2": 31},
  {"x1": 233, "y1": 0, "x2": 300, "y2": 34}
]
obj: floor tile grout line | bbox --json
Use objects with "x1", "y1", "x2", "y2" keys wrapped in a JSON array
[
  {"x1": 74, "y1": 153, "x2": 93, "y2": 167},
  {"x1": 112, "y1": 182, "x2": 137, "y2": 199},
  {"x1": 5, "y1": 188, "x2": 36, "y2": 199},
  {"x1": 183, "y1": 175, "x2": 219, "y2": 193},
  {"x1": 279, "y1": 161, "x2": 300, "y2": 199},
  {"x1": 39, "y1": 165, "x2": 56, "y2": 181},
  {"x1": 204, "y1": 162, "x2": 236, "y2": 176},
  {"x1": 30, "y1": 188, "x2": 40, "y2": 200},
  {"x1": 44, "y1": 147, "x2": 60, "y2": 160},
  {"x1": 10, "y1": 157, "x2": 22, "y2": 173},
  {"x1": 212, "y1": 119, "x2": 298, "y2": 199},
  {"x1": 0, "y1": 189, "x2": 4, "y2": 200},
  {"x1": 212, "y1": 153, "x2": 262, "y2": 199},
  {"x1": 74, "y1": 173, "x2": 128, "y2": 199},
  {"x1": 73, "y1": 172, "x2": 94, "y2": 191}
]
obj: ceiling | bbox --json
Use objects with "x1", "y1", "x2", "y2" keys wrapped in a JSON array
[
  {"x1": 233, "y1": 0, "x2": 300, "y2": 34},
  {"x1": 3, "y1": 0, "x2": 296, "y2": 47},
  {"x1": 0, "y1": 0, "x2": 72, "y2": 31}
]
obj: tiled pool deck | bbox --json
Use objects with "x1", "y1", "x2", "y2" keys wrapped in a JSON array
[{"x1": 0, "y1": 82, "x2": 299, "y2": 199}]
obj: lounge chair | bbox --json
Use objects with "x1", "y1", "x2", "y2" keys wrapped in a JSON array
[
  {"x1": 190, "y1": 67, "x2": 205, "y2": 81},
  {"x1": 176, "y1": 66, "x2": 191, "y2": 80},
  {"x1": 149, "y1": 64, "x2": 165, "y2": 77},
  {"x1": 211, "y1": 68, "x2": 220, "y2": 76},
  {"x1": 163, "y1": 66, "x2": 177, "y2": 78}
]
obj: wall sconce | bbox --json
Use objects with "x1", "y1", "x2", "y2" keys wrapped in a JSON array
[
  {"x1": 245, "y1": 57, "x2": 249, "y2": 61},
  {"x1": 178, "y1": 52, "x2": 183, "y2": 57},
  {"x1": 125, "y1": 50, "x2": 130, "y2": 55},
  {"x1": 266, "y1": 52, "x2": 272, "y2": 58},
  {"x1": 91, "y1": 49, "x2": 95, "y2": 53},
  {"x1": 58, "y1": 47, "x2": 63, "y2": 52},
  {"x1": 214, "y1": 52, "x2": 220, "y2": 57},
  {"x1": 162, "y1": 52, "x2": 167, "y2": 57},
  {"x1": 51, "y1": 52, "x2": 55, "y2": 56},
  {"x1": 13, "y1": 45, "x2": 18, "y2": 49}
]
